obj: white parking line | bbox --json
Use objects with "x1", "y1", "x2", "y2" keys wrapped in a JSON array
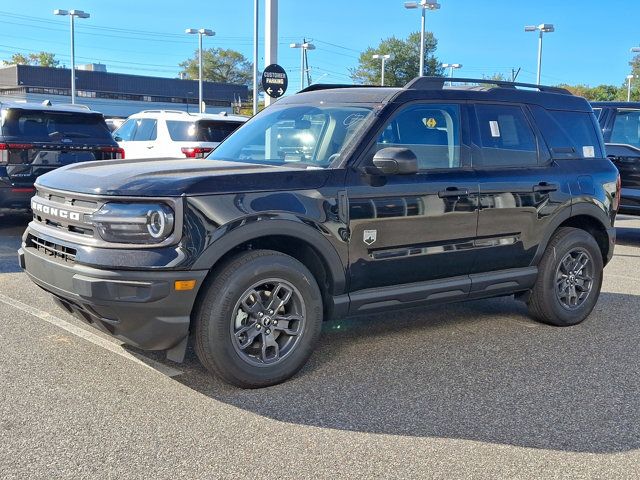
[{"x1": 0, "y1": 292, "x2": 183, "y2": 377}]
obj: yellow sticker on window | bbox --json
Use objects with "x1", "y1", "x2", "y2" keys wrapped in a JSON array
[{"x1": 426, "y1": 118, "x2": 437, "y2": 128}]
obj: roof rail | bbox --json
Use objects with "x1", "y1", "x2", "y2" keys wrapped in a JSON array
[
  {"x1": 56, "y1": 103, "x2": 92, "y2": 110},
  {"x1": 138, "y1": 109, "x2": 188, "y2": 114},
  {"x1": 298, "y1": 84, "x2": 378, "y2": 93},
  {"x1": 405, "y1": 76, "x2": 572, "y2": 95}
]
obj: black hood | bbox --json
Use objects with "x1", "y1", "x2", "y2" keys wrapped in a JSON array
[{"x1": 35, "y1": 158, "x2": 331, "y2": 197}]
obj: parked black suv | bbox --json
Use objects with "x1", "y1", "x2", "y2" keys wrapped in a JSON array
[
  {"x1": 0, "y1": 102, "x2": 123, "y2": 210},
  {"x1": 20, "y1": 78, "x2": 620, "y2": 388},
  {"x1": 591, "y1": 102, "x2": 640, "y2": 215}
]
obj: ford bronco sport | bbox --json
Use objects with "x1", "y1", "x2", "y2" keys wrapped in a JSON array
[{"x1": 20, "y1": 77, "x2": 620, "y2": 388}]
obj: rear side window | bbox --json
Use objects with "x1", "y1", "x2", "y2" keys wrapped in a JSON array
[
  {"x1": 610, "y1": 108, "x2": 640, "y2": 148},
  {"x1": 1, "y1": 109, "x2": 112, "y2": 143},
  {"x1": 114, "y1": 118, "x2": 157, "y2": 141},
  {"x1": 166, "y1": 120, "x2": 243, "y2": 142},
  {"x1": 530, "y1": 106, "x2": 603, "y2": 159},
  {"x1": 475, "y1": 104, "x2": 538, "y2": 167}
]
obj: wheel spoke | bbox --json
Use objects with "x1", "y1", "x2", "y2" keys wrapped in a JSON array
[
  {"x1": 241, "y1": 290, "x2": 265, "y2": 315},
  {"x1": 573, "y1": 253, "x2": 589, "y2": 274},
  {"x1": 261, "y1": 332, "x2": 280, "y2": 363},
  {"x1": 235, "y1": 322, "x2": 261, "y2": 349},
  {"x1": 266, "y1": 283, "x2": 293, "y2": 313},
  {"x1": 273, "y1": 314, "x2": 304, "y2": 335}
]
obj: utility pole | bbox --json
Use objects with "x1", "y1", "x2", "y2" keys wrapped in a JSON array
[{"x1": 252, "y1": 0, "x2": 259, "y2": 115}]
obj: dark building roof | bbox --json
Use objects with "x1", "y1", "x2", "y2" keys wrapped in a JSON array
[{"x1": 0, "y1": 64, "x2": 248, "y2": 102}]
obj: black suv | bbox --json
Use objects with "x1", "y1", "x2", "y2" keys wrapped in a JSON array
[
  {"x1": 0, "y1": 101, "x2": 123, "y2": 210},
  {"x1": 591, "y1": 102, "x2": 640, "y2": 215},
  {"x1": 20, "y1": 78, "x2": 620, "y2": 388}
]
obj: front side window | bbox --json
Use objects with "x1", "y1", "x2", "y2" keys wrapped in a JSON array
[
  {"x1": 113, "y1": 118, "x2": 157, "y2": 142},
  {"x1": 475, "y1": 104, "x2": 538, "y2": 167},
  {"x1": 610, "y1": 108, "x2": 640, "y2": 148},
  {"x1": 377, "y1": 104, "x2": 462, "y2": 170},
  {"x1": 209, "y1": 104, "x2": 374, "y2": 168}
]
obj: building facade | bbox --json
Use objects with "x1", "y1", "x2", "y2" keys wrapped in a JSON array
[{"x1": 0, "y1": 64, "x2": 248, "y2": 117}]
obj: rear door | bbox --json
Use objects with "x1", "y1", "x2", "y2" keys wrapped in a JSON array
[
  {"x1": 114, "y1": 117, "x2": 158, "y2": 159},
  {"x1": 471, "y1": 104, "x2": 574, "y2": 274}
]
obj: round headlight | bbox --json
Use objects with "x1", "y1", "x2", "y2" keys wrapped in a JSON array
[{"x1": 147, "y1": 208, "x2": 167, "y2": 238}]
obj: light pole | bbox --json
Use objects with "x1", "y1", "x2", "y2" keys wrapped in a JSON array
[
  {"x1": 372, "y1": 54, "x2": 393, "y2": 86},
  {"x1": 290, "y1": 41, "x2": 315, "y2": 90},
  {"x1": 404, "y1": 0, "x2": 440, "y2": 77},
  {"x1": 53, "y1": 9, "x2": 90, "y2": 104},
  {"x1": 442, "y1": 63, "x2": 462, "y2": 85},
  {"x1": 186, "y1": 28, "x2": 215, "y2": 113},
  {"x1": 252, "y1": 0, "x2": 259, "y2": 115},
  {"x1": 524, "y1": 23, "x2": 554, "y2": 85}
]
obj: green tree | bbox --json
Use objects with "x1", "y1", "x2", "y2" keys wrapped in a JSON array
[
  {"x1": 621, "y1": 54, "x2": 640, "y2": 101},
  {"x1": 179, "y1": 48, "x2": 252, "y2": 85},
  {"x1": 558, "y1": 84, "x2": 622, "y2": 101},
  {"x1": 350, "y1": 31, "x2": 443, "y2": 87},
  {"x1": 2, "y1": 51, "x2": 59, "y2": 67}
]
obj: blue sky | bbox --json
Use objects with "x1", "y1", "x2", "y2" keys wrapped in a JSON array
[{"x1": 1, "y1": 0, "x2": 638, "y2": 92}]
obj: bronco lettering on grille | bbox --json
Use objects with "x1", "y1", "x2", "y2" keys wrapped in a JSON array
[{"x1": 31, "y1": 199, "x2": 81, "y2": 222}]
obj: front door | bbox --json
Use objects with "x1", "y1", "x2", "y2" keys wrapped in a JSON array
[{"x1": 346, "y1": 102, "x2": 479, "y2": 293}]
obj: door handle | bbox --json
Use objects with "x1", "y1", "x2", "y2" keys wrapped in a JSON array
[
  {"x1": 438, "y1": 187, "x2": 469, "y2": 198},
  {"x1": 146, "y1": 145, "x2": 154, "y2": 149},
  {"x1": 532, "y1": 182, "x2": 558, "y2": 193}
]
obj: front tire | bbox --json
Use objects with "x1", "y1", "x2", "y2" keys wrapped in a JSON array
[
  {"x1": 528, "y1": 227, "x2": 603, "y2": 326},
  {"x1": 194, "y1": 249, "x2": 323, "y2": 388}
]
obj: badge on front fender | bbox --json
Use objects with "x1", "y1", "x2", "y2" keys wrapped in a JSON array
[{"x1": 363, "y1": 229, "x2": 377, "y2": 246}]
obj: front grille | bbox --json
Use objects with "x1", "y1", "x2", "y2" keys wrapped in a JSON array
[
  {"x1": 28, "y1": 234, "x2": 77, "y2": 263},
  {"x1": 32, "y1": 188, "x2": 99, "y2": 238}
]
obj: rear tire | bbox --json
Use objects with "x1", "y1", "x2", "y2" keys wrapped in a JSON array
[
  {"x1": 528, "y1": 227, "x2": 603, "y2": 326},
  {"x1": 194, "y1": 249, "x2": 323, "y2": 388}
]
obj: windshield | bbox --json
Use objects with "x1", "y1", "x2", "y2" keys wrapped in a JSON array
[
  {"x1": 1, "y1": 108, "x2": 113, "y2": 143},
  {"x1": 208, "y1": 104, "x2": 374, "y2": 168},
  {"x1": 166, "y1": 120, "x2": 243, "y2": 142}
]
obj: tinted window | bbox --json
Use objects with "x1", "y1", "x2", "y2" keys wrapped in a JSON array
[
  {"x1": 166, "y1": 120, "x2": 242, "y2": 142},
  {"x1": 530, "y1": 106, "x2": 603, "y2": 159},
  {"x1": 592, "y1": 108, "x2": 602, "y2": 119},
  {"x1": 475, "y1": 105, "x2": 538, "y2": 167},
  {"x1": 133, "y1": 119, "x2": 157, "y2": 141},
  {"x1": 113, "y1": 118, "x2": 157, "y2": 142},
  {"x1": 1, "y1": 109, "x2": 113, "y2": 143},
  {"x1": 209, "y1": 105, "x2": 373, "y2": 168},
  {"x1": 378, "y1": 104, "x2": 462, "y2": 170},
  {"x1": 610, "y1": 108, "x2": 640, "y2": 148}
]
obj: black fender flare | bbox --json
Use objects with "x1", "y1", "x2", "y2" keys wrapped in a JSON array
[
  {"x1": 530, "y1": 201, "x2": 613, "y2": 266},
  {"x1": 191, "y1": 216, "x2": 347, "y2": 294}
]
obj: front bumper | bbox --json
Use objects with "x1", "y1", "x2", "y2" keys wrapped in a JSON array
[{"x1": 19, "y1": 245, "x2": 208, "y2": 353}]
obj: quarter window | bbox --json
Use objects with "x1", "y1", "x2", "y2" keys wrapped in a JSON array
[
  {"x1": 475, "y1": 105, "x2": 538, "y2": 167},
  {"x1": 610, "y1": 108, "x2": 640, "y2": 148},
  {"x1": 377, "y1": 104, "x2": 462, "y2": 170}
]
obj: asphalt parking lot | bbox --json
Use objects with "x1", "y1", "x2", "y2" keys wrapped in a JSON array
[{"x1": 1, "y1": 213, "x2": 639, "y2": 479}]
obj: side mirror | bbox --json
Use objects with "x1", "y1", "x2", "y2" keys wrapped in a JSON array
[
  {"x1": 372, "y1": 147, "x2": 418, "y2": 175},
  {"x1": 113, "y1": 135, "x2": 122, "y2": 142}
]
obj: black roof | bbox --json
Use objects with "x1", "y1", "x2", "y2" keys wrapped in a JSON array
[
  {"x1": 0, "y1": 64, "x2": 248, "y2": 102},
  {"x1": 283, "y1": 77, "x2": 592, "y2": 112},
  {"x1": 590, "y1": 101, "x2": 640, "y2": 108}
]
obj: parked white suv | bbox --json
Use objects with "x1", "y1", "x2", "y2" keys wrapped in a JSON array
[{"x1": 112, "y1": 110, "x2": 247, "y2": 159}]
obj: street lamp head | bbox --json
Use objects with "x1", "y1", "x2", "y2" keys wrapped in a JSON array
[
  {"x1": 524, "y1": 25, "x2": 537, "y2": 32},
  {"x1": 303, "y1": 42, "x2": 316, "y2": 50},
  {"x1": 538, "y1": 23, "x2": 554, "y2": 32},
  {"x1": 53, "y1": 9, "x2": 69, "y2": 16},
  {"x1": 631, "y1": 47, "x2": 640, "y2": 53},
  {"x1": 373, "y1": 54, "x2": 393, "y2": 60},
  {"x1": 627, "y1": 75, "x2": 635, "y2": 80},
  {"x1": 68, "y1": 10, "x2": 89, "y2": 18},
  {"x1": 199, "y1": 29, "x2": 215, "y2": 36},
  {"x1": 404, "y1": 0, "x2": 440, "y2": 9},
  {"x1": 185, "y1": 28, "x2": 197, "y2": 34}
]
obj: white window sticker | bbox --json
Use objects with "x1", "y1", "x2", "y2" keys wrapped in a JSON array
[
  {"x1": 489, "y1": 120, "x2": 501, "y2": 137},
  {"x1": 582, "y1": 146, "x2": 595, "y2": 158}
]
